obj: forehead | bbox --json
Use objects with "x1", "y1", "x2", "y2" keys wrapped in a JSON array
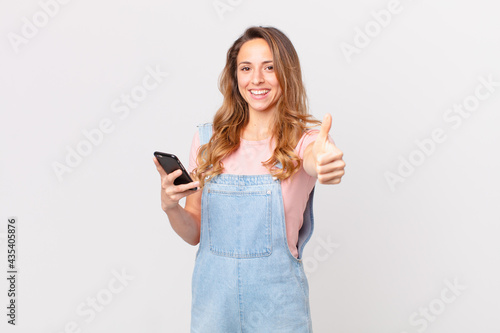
[{"x1": 237, "y1": 38, "x2": 273, "y2": 63}]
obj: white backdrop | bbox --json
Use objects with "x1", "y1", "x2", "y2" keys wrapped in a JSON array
[{"x1": 1, "y1": 0, "x2": 499, "y2": 332}]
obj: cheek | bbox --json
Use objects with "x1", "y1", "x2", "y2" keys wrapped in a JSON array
[
  {"x1": 275, "y1": 87, "x2": 283, "y2": 100},
  {"x1": 269, "y1": 74, "x2": 280, "y2": 89},
  {"x1": 270, "y1": 76, "x2": 282, "y2": 95},
  {"x1": 237, "y1": 75, "x2": 247, "y2": 92}
]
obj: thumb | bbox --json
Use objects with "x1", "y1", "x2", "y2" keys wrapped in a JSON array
[{"x1": 318, "y1": 113, "x2": 332, "y2": 142}]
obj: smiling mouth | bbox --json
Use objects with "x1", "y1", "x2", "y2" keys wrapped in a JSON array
[{"x1": 250, "y1": 89, "x2": 270, "y2": 96}]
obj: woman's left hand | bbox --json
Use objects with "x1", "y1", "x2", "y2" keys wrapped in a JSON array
[{"x1": 310, "y1": 113, "x2": 346, "y2": 184}]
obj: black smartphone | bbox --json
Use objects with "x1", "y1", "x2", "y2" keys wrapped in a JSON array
[{"x1": 154, "y1": 151, "x2": 198, "y2": 190}]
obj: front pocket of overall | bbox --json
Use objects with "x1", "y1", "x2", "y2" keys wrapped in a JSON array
[{"x1": 207, "y1": 189, "x2": 272, "y2": 258}]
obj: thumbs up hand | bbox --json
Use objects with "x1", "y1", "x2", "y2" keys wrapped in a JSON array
[{"x1": 311, "y1": 114, "x2": 345, "y2": 184}]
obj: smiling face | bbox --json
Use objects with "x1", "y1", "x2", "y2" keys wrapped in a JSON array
[{"x1": 236, "y1": 38, "x2": 282, "y2": 116}]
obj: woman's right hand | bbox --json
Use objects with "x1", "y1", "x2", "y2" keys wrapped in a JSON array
[{"x1": 153, "y1": 156, "x2": 200, "y2": 212}]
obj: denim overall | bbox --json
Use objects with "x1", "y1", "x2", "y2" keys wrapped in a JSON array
[{"x1": 191, "y1": 123, "x2": 316, "y2": 333}]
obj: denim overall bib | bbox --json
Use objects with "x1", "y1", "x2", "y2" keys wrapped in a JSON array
[{"x1": 191, "y1": 123, "x2": 316, "y2": 333}]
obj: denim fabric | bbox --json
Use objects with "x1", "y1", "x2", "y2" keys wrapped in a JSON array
[{"x1": 191, "y1": 123, "x2": 314, "y2": 333}]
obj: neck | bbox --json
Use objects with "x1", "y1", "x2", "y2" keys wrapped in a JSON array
[{"x1": 242, "y1": 107, "x2": 276, "y2": 141}]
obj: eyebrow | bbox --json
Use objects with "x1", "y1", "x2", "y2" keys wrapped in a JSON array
[{"x1": 237, "y1": 60, "x2": 273, "y2": 66}]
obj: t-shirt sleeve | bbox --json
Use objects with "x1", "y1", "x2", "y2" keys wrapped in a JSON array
[
  {"x1": 296, "y1": 129, "x2": 336, "y2": 159},
  {"x1": 296, "y1": 128, "x2": 336, "y2": 189},
  {"x1": 188, "y1": 130, "x2": 201, "y2": 174}
]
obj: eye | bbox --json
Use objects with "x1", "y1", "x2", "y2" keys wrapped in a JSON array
[
  {"x1": 240, "y1": 66, "x2": 250, "y2": 72},
  {"x1": 266, "y1": 65, "x2": 274, "y2": 71}
]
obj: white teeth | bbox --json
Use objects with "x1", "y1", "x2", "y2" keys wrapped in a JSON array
[{"x1": 250, "y1": 89, "x2": 270, "y2": 95}]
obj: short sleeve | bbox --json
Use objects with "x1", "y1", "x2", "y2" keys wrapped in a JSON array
[
  {"x1": 188, "y1": 130, "x2": 201, "y2": 174},
  {"x1": 296, "y1": 129, "x2": 336, "y2": 159}
]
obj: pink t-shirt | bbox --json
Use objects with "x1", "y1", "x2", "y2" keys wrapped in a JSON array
[{"x1": 188, "y1": 127, "x2": 324, "y2": 258}]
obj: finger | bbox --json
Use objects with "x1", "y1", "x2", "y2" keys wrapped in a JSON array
[
  {"x1": 165, "y1": 169, "x2": 183, "y2": 184},
  {"x1": 168, "y1": 186, "x2": 201, "y2": 203},
  {"x1": 317, "y1": 149, "x2": 344, "y2": 166},
  {"x1": 166, "y1": 181, "x2": 200, "y2": 198},
  {"x1": 318, "y1": 113, "x2": 332, "y2": 142},
  {"x1": 317, "y1": 159, "x2": 346, "y2": 174},
  {"x1": 174, "y1": 181, "x2": 200, "y2": 193},
  {"x1": 317, "y1": 169, "x2": 345, "y2": 184}
]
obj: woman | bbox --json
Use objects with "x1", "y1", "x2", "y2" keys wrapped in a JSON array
[{"x1": 153, "y1": 26, "x2": 345, "y2": 332}]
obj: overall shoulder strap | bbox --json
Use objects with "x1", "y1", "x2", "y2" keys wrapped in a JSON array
[{"x1": 197, "y1": 123, "x2": 213, "y2": 146}]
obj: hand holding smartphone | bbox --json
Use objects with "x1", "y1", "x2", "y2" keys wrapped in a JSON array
[{"x1": 153, "y1": 151, "x2": 198, "y2": 191}]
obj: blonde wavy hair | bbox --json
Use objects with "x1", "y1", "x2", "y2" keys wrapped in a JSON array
[{"x1": 193, "y1": 26, "x2": 321, "y2": 187}]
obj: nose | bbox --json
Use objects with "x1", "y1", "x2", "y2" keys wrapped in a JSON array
[{"x1": 251, "y1": 70, "x2": 264, "y2": 85}]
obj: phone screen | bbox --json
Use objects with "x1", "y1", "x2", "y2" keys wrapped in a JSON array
[{"x1": 154, "y1": 151, "x2": 197, "y2": 190}]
